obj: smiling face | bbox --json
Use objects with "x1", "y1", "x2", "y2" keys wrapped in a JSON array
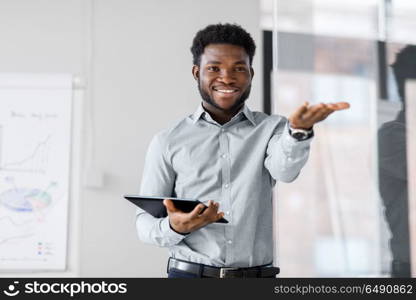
[{"x1": 192, "y1": 44, "x2": 254, "y2": 115}]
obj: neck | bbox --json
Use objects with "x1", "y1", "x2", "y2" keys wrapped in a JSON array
[{"x1": 202, "y1": 101, "x2": 243, "y2": 125}]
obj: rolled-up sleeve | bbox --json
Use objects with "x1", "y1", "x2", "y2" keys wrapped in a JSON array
[
  {"x1": 135, "y1": 133, "x2": 186, "y2": 247},
  {"x1": 264, "y1": 118, "x2": 312, "y2": 183}
]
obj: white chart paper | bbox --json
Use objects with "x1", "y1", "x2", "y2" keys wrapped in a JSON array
[{"x1": 0, "y1": 74, "x2": 72, "y2": 271}]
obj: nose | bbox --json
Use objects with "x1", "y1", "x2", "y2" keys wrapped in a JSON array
[{"x1": 217, "y1": 70, "x2": 236, "y2": 85}]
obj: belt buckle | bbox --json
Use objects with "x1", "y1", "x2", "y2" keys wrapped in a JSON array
[{"x1": 219, "y1": 267, "x2": 238, "y2": 278}]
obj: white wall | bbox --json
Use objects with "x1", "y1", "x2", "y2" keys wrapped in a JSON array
[
  {"x1": 0, "y1": 0, "x2": 85, "y2": 278},
  {"x1": 0, "y1": 0, "x2": 261, "y2": 277}
]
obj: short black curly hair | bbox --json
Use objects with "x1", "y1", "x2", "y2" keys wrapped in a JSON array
[{"x1": 190, "y1": 23, "x2": 256, "y2": 66}]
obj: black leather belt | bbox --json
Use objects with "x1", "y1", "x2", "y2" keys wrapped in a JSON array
[{"x1": 167, "y1": 258, "x2": 280, "y2": 278}]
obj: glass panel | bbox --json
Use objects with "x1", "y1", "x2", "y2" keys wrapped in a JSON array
[
  {"x1": 377, "y1": 43, "x2": 411, "y2": 277},
  {"x1": 378, "y1": 0, "x2": 416, "y2": 277},
  {"x1": 261, "y1": 0, "x2": 416, "y2": 277}
]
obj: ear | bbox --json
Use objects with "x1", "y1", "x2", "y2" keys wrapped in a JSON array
[
  {"x1": 250, "y1": 67, "x2": 255, "y2": 79},
  {"x1": 192, "y1": 65, "x2": 199, "y2": 81}
]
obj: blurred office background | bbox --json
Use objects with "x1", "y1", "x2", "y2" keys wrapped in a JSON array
[
  {"x1": 0, "y1": 0, "x2": 414, "y2": 277},
  {"x1": 263, "y1": 0, "x2": 416, "y2": 277}
]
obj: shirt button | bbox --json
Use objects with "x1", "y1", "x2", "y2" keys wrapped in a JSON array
[
  {"x1": 221, "y1": 128, "x2": 225, "y2": 132},
  {"x1": 225, "y1": 211, "x2": 230, "y2": 215},
  {"x1": 221, "y1": 154, "x2": 227, "y2": 158},
  {"x1": 288, "y1": 157, "x2": 293, "y2": 162},
  {"x1": 227, "y1": 240, "x2": 232, "y2": 244},
  {"x1": 224, "y1": 184, "x2": 229, "y2": 189}
]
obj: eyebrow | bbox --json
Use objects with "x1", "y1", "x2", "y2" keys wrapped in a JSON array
[{"x1": 206, "y1": 60, "x2": 248, "y2": 65}]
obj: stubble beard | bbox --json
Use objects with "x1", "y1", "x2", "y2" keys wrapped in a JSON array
[{"x1": 197, "y1": 80, "x2": 251, "y2": 113}]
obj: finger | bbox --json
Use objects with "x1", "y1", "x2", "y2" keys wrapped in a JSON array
[
  {"x1": 210, "y1": 210, "x2": 224, "y2": 223},
  {"x1": 206, "y1": 201, "x2": 219, "y2": 213},
  {"x1": 321, "y1": 110, "x2": 333, "y2": 120},
  {"x1": 163, "y1": 199, "x2": 179, "y2": 213},
  {"x1": 316, "y1": 102, "x2": 349, "y2": 121},
  {"x1": 301, "y1": 103, "x2": 326, "y2": 121},
  {"x1": 328, "y1": 102, "x2": 350, "y2": 111},
  {"x1": 189, "y1": 203, "x2": 206, "y2": 219},
  {"x1": 199, "y1": 202, "x2": 212, "y2": 217},
  {"x1": 309, "y1": 108, "x2": 334, "y2": 123},
  {"x1": 290, "y1": 102, "x2": 309, "y2": 122},
  {"x1": 306, "y1": 105, "x2": 336, "y2": 125},
  {"x1": 203, "y1": 205, "x2": 223, "y2": 224},
  {"x1": 200, "y1": 208, "x2": 224, "y2": 225},
  {"x1": 300, "y1": 102, "x2": 349, "y2": 126},
  {"x1": 199, "y1": 201, "x2": 218, "y2": 219},
  {"x1": 203, "y1": 200, "x2": 213, "y2": 211}
]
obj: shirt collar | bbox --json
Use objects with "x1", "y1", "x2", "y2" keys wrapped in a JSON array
[
  {"x1": 240, "y1": 104, "x2": 256, "y2": 126},
  {"x1": 192, "y1": 104, "x2": 206, "y2": 124},
  {"x1": 192, "y1": 103, "x2": 256, "y2": 126}
]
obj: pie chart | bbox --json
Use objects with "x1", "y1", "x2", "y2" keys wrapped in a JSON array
[{"x1": 0, "y1": 188, "x2": 52, "y2": 212}]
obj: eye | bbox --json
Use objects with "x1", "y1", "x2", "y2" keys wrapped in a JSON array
[
  {"x1": 235, "y1": 66, "x2": 247, "y2": 72},
  {"x1": 207, "y1": 66, "x2": 219, "y2": 72}
]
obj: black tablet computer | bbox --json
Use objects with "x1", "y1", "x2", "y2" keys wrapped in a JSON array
[{"x1": 124, "y1": 195, "x2": 228, "y2": 224}]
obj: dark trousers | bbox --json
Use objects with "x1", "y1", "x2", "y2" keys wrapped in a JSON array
[{"x1": 168, "y1": 268, "x2": 203, "y2": 278}]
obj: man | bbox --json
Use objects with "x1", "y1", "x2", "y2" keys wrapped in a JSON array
[{"x1": 136, "y1": 23, "x2": 349, "y2": 278}]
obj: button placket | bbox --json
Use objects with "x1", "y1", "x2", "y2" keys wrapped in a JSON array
[{"x1": 219, "y1": 126, "x2": 233, "y2": 264}]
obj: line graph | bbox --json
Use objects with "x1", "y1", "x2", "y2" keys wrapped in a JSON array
[
  {"x1": 0, "y1": 133, "x2": 52, "y2": 174},
  {"x1": 0, "y1": 233, "x2": 34, "y2": 246}
]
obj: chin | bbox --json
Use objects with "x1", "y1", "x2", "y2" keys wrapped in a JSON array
[{"x1": 213, "y1": 98, "x2": 239, "y2": 111}]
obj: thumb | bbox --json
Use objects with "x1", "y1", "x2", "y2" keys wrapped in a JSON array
[
  {"x1": 163, "y1": 199, "x2": 179, "y2": 213},
  {"x1": 290, "y1": 101, "x2": 309, "y2": 123}
]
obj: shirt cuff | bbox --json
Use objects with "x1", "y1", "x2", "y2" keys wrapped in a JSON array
[
  {"x1": 160, "y1": 217, "x2": 187, "y2": 244},
  {"x1": 283, "y1": 123, "x2": 314, "y2": 146}
]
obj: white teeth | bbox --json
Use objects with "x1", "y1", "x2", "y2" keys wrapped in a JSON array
[{"x1": 216, "y1": 89, "x2": 236, "y2": 93}]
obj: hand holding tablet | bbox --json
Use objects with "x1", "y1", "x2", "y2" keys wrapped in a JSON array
[
  {"x1": 163, "y1": 198, "x2": 226, "y2": 234},
  {"x1": 124, "y1": 195, "x2": 228, "y2": 232}
]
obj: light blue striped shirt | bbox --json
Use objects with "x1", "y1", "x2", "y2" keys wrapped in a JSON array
[{"x1": 136, "y1": 104, "x2": 312, "y2": 268}]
